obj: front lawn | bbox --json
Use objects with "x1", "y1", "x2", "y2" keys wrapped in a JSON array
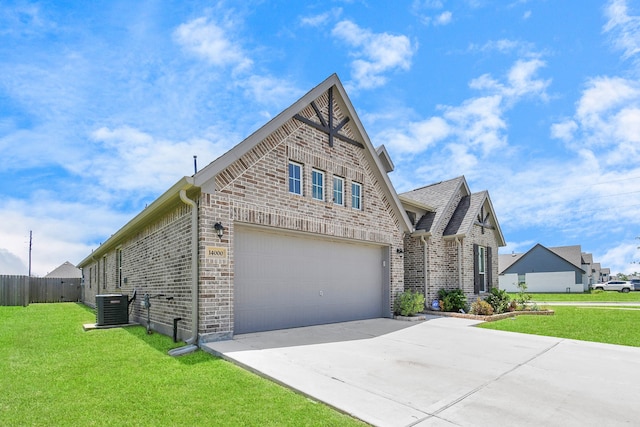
[
  {"x1": 0, "y1": 304, "x2": 364, "y2": 426},
  {"x1": 478, "y1": 305, "x2": 640, "y2": 347},
  {"x1": 509, "y1": 291, "x2": 640, "y2": 302}
]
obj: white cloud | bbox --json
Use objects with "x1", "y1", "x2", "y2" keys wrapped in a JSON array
[
  {"x1": 411, "y1": 0, "x2": 452, "y2": 26},
  {"x1": 0, "y1": 248, "x2": 28, "y2": 275},
  {"x1": 441, "y1": 95, "x2": 507, "y2": 155},
  {"x1": 0, "y1": 195, "x2": 131, "y2": 276},
  {"x1": 173, "y1": 16, "x2": 252, "y2": 72},
  {"x1": 604, "y1": 0, "x2": 640, "y2": 59},
  {"x1": 299, "y1": 8, "x2": 342, "y2": 27},
  {"x1": 553, "y1": 76, "x2": 640, "y2": 164},
  {"x1": 599, "y1": 242, "x2": 640, "y2": 275},
  {"x1": 237, "y1": 75, "x2": 305, "y2": 109},
  {"x1": 550, "y1": 120, "x2": 578, "y2": 141},
  {"x1": 469, "y1": 58, "x2": 550, "y2": 101},
  {"x1": 378, "y1": 116, "x2": 450, "y2": 154},
  {"x1": 385, "y1": 57, "x2": 548, "y2": 158},
  {"x1": 81, "y1": 126, "x2": 235, "y2": 194},
  {"x1": 331, "y1": 20, "x2": 416, "y2": 90},
  {"x1": 434, "y1": 11, "x2": 453, "y2": 26},
  {"x1": 576, "y1": 76, "x2": 640, "y2": 119}
]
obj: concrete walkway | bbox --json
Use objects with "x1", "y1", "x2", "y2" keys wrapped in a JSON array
[{"x1": 203, "y1": 316, "x2": 640, "y2": 427}]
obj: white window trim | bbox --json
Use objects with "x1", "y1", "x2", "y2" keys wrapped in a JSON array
[
  {"x1": 288, "y1": 161, "x2": 303, "y2": 195},
  {"x1": 478, "y1": 246, "x2": 487, "y2": 292},
  {"x1": 312, "y1": 169, "x2": 325, "y2": 201},
  {"x1": 333, "y1": 176, "x2": 344, "y2": 206},
  {"x1": 351, "y1": 182, "x2": 362, "y2": 210},
  {"x1": 116, "y1": 247, "x2": 123, "y2": 288}
]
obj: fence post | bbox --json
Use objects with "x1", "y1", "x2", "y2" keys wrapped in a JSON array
[{"x1": 23, "y1": 276, "x2": 29, "y2": 307}]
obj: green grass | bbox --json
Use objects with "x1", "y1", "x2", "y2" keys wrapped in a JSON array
[
  {"x1": 479, "y1": 305, "x2": 640, "y2": 347},
  {"x1": 509, "y1": 291, "x2": 640, "y2": 302},
  {"x1": 0, "y1": 303, "x2": 364, "y2": 427}
]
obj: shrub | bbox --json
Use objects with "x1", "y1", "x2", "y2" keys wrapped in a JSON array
[
  {"x1": 485, "y1": 288, "x2": 511, "y2": 314},
  {"x1": 437, "y1": 288, "x2": 467, "y2": 312},
  {"x1": 470, "y1": 298, "x2": 494, "y2": 315},
  {"x1": 394, "y1": 290, "x2": 426, "y2": 316}
]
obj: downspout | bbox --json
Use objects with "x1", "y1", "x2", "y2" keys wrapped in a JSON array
[
  {"x1": 168, "y1": 189, "x2": 199, "y2": 357},
  {"x1": 455, "y1": 236, "x2": 462, "y2": 289},
  {"x1": 420, "y1": 236, "x2": 429, "y2": 300}
]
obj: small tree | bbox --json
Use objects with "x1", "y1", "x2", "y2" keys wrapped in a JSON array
[{"x1": 515, "y1": 282, "x2": 531, "y2": 310}]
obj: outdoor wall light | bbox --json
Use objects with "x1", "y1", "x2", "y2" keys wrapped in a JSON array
[{"x1": 214, "y1": 222, "x2": 224, "y2": 239}]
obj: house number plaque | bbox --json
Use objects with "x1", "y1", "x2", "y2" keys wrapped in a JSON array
[{"x1": 206, "y1": 246, "x2": 227, "y2": 259}]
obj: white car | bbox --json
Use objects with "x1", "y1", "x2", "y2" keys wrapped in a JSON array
[{"x1": 590, "y1": 280, "x2": 632, "y2": 293}]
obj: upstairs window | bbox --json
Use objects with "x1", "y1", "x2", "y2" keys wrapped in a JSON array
[
  {"x1": 288, "y1": 161, "x2": 302, "y2": 195},
  {"x1": 312, "y1": 169, "x2": 325, "y2": 201},
  {"x1": 352, "y1": 182, "x2": 362, "y2": 210},
  {"x1": 333, "y1": 176, "x2": 344, "y2": 206}
]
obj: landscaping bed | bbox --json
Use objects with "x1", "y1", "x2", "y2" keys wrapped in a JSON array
[{"x1": 426, "y1": 308, "x2": 555, "y2": 322}]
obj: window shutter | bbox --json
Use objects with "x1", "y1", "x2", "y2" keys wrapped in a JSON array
[
  {"x1": 486, "y1": 246, "x2": 493, "y2": 291},
  {"x1": 473, "y1": 244, "x2": 480, "y2": 294}
]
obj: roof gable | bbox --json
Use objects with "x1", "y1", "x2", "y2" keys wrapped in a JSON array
[
  {"x1": 502, "y1": 243, "x2": 585, "y2": 275},
  {"x1": 193, "y1": 73, "x2": 412, "y2": 232},
  {"x1": 45, "y1": 261, "x2": 82, "y2": 278},
  {"x1": 401, "y1": 176, "x2": 506, "y2": 246},
  {"x1": 548, "y1": 245, "x2": 583, "y2": 270},
  {"x1": 400, "y1": 176, "x2": 467, "y2": 234},
  {"x1": 443, "y1": 190, "x2": 505, "y2": 246}
]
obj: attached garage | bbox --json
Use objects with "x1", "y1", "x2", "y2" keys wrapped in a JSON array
[{"x1": 234, "y1": 225, "x2": 390, "y2": 334}]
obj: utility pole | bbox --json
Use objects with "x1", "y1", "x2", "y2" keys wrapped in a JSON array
[{"x1": 28, "y1": 230, "x2": 32, "y2": 277}]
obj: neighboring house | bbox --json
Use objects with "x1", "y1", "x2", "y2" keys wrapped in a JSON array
[
  {"x1": 78, "y1": 74, "x2": 412, "y2": 344},
  {"x1": 600, "y1": 267, "x2": 611, "y2": 282},
  {"x1": 399, "y1": 176, "x2": 506, "y2": 304},
  {"x1": 45, "y1": 261, "x2": 82, "y2": 278},
  {"x1": 499, "y1": 244, "x2": 587, "y2": 293}
]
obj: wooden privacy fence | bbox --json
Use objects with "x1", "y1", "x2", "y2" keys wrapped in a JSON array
[{"x1": 0, "y1": 275, "x2": 82, "y2": 306}]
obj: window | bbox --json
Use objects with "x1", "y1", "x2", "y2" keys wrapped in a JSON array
[
  {"x1": 312, "y1": 169, "x2": 324, "y2": 201},
  {"x1": 89, "y1": 267, "x2": 92, "y2": 289},
  {"x1": 116, "y1": 248, "x2": 123, "y2": 288},
  {"x1": 333, "y1": 176, "x2": 344, "y2": 206},
  {"x1": 102, "y1": 256, "x2": 107, "y2": 289},
  {"x1": 474, "y1": 244, "x2": 492, "y2": 294},
  {"x1": 288, "y1": 161, "x2": 302, "y2": 195},
  {"x1": 351, "y1": 182, "x2": 362, "y2": 210},
  {"x1": 478, "y1": 246, "x2": 487, "y2": 293}
]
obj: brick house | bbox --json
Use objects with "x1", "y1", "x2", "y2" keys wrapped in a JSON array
[
  {"x1": 78, "y1": 74, "x2": 412, "y2": 347},
  {"x1": 399, "y1": 176, "x2": 506, "y2": 305}
]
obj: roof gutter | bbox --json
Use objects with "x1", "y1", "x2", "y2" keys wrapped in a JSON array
[{"x1": 78, "y1": 177, "x2": 197, "y2": 267}]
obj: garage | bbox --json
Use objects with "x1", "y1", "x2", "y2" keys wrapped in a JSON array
[{"x1": 234, "y1": 225, "x2": 390, "y2": 334}]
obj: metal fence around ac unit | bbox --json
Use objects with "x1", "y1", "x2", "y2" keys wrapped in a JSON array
[{"x1": 0, "y1": 275, "x2": 82, "y2": 306}]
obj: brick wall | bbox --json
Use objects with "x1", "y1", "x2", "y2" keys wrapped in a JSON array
[{"x1": 82, "y1": 200, "x2": 195, "y2": 340}]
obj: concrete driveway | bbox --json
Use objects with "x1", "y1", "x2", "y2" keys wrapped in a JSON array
[{"x1": 203, "y1": 315, "x2": 640, "y2": 426}]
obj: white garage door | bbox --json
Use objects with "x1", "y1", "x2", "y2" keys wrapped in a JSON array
[{"x1": 234, "y1": 226, "x2": 388, "y2": 334}]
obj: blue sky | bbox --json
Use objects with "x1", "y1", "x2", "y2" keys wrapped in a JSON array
[{"x1": 1, "y1": 0, "x2": 639, "y2": 277}]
